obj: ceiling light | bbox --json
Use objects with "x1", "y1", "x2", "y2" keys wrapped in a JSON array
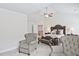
[{"x1": 44, "y1": 7, "x2": 54, "y2": 18}]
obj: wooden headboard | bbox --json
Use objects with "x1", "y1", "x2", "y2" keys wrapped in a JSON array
[{"x1": 50, "y1": 24, "x2": 66, "y2": 35}]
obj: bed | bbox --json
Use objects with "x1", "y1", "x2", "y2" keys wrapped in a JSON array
[
  {"x1": 39, "y1": 24, "x2": 66, "y2": 45},
  {"x1": 50, "y1": 24, "x2": 66, "y2": 38}
]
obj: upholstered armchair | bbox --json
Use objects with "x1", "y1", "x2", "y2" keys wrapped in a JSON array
[
  {"x1": 61, "y1": 35, "x2": 79, "y2": 56},
  {"x1": 18, "y1": 33, "x2": 38, "y2": 55}
]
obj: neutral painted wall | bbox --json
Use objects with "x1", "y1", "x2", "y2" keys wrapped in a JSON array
[
  {"x1": 0, "y1": 8, "x2": 27, "y2": 52},
  {"x1": 27, "y1": 11, "x2": 79, "y2": 35}
]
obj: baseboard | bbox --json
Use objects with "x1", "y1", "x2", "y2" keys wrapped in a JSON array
[{"x1": 0, "y1": 47, "x2": 17, "y2": 54}]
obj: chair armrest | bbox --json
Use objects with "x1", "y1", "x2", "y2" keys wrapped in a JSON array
[{"x1": 19, "y1": 40, "x2": 26, "y2": 45}]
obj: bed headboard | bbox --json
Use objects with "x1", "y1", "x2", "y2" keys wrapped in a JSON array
[{"x1": 50, "y1": 24, "x2": 66, "y2": 35}]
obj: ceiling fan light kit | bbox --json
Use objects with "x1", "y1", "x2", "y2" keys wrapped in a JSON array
[{"x1": 44, "y1": 7, "x2": 54, "y2": 18}]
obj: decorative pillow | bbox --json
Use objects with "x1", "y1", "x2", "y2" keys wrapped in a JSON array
[
  {"x1": 51, "y1": 30, "x2": 56, "y2": 34},
  {"x1": 56, "y1": 30, "x2": 60, "y2": 34},
  {"x1": 31, "y1": 41, "x2": 37, "y2": 44},
  {"x1": 59, "y1": 30, "x2": 63, "y2": 35}
]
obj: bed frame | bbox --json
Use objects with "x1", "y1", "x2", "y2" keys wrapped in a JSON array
[{"x1": 50, "y1": 24, "x2": 66, "y2": 35}]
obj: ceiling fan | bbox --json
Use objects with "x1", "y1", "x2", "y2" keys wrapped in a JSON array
[{"x1": 44, "y1": 7, "x2": 54, "y2": 18}]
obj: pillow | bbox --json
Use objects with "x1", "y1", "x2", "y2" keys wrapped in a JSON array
[
  {"x1": 51, "y1": 30, "x2": 56, "y2": 34},
  {"x1": 59, "y1": 30, "x2": 63, "y2": 35},
  {"x1": 31, "y1": 41, "x2": 37, "y2": 44},
  {"x1": 56, "y1": 30, "x2": 60, "y2": 34}
]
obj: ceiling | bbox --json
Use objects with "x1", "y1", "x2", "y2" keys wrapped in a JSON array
[
  {"x1": 0, "y1": 3, "x2": 79, "y2": 15},
  {"x1": 0, "y1": 3, "x2": 51, "y2": 15}
]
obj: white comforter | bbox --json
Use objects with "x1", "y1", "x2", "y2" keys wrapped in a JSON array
[{"x1": 45, "y1": 34, "x2": 64, "y2": 38}]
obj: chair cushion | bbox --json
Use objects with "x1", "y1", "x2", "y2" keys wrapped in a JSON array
[{"x1": 30, "y1": 41, "x2": 37, "y2": 44}]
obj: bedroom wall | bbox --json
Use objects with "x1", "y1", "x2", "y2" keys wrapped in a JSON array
[
  {"x1": 27, "y1": 11, "x2": 79, "y2": 35},
  {"x1": 0, "y1": 8, "x2": 27, "y2": 53}
]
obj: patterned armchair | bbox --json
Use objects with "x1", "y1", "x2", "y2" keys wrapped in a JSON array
[
  {"x1": 18, "y1": 33, "x2": 38, "y2": 55},
  {"x1": 61, "y1": 35, "x2": 79, "y2": 56}
]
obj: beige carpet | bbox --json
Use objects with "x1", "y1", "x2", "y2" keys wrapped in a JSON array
[{"x1": 0, "y1": 43, "x2": 65, "y2": 56}]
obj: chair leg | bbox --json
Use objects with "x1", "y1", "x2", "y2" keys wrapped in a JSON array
[
  {"x1": 35, "y1": 48, "x2": 37, "y2": 50},
  {"x1": 38, "y1": 41, "x2": 40, "y2": 44},
  {"x1": 28, "y1": 53, "x2": 30, "y2": 55},
  {"x1": 19, "y1": 50, "x2": 20, "y2": 53},
  {"x1": 18, "y1": 47, "x2": 20, "y2": 53}
]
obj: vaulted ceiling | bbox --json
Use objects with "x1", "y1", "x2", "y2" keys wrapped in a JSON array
[{"x1": 0, "y1": 3, "x2": 79, "y2": 15}]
